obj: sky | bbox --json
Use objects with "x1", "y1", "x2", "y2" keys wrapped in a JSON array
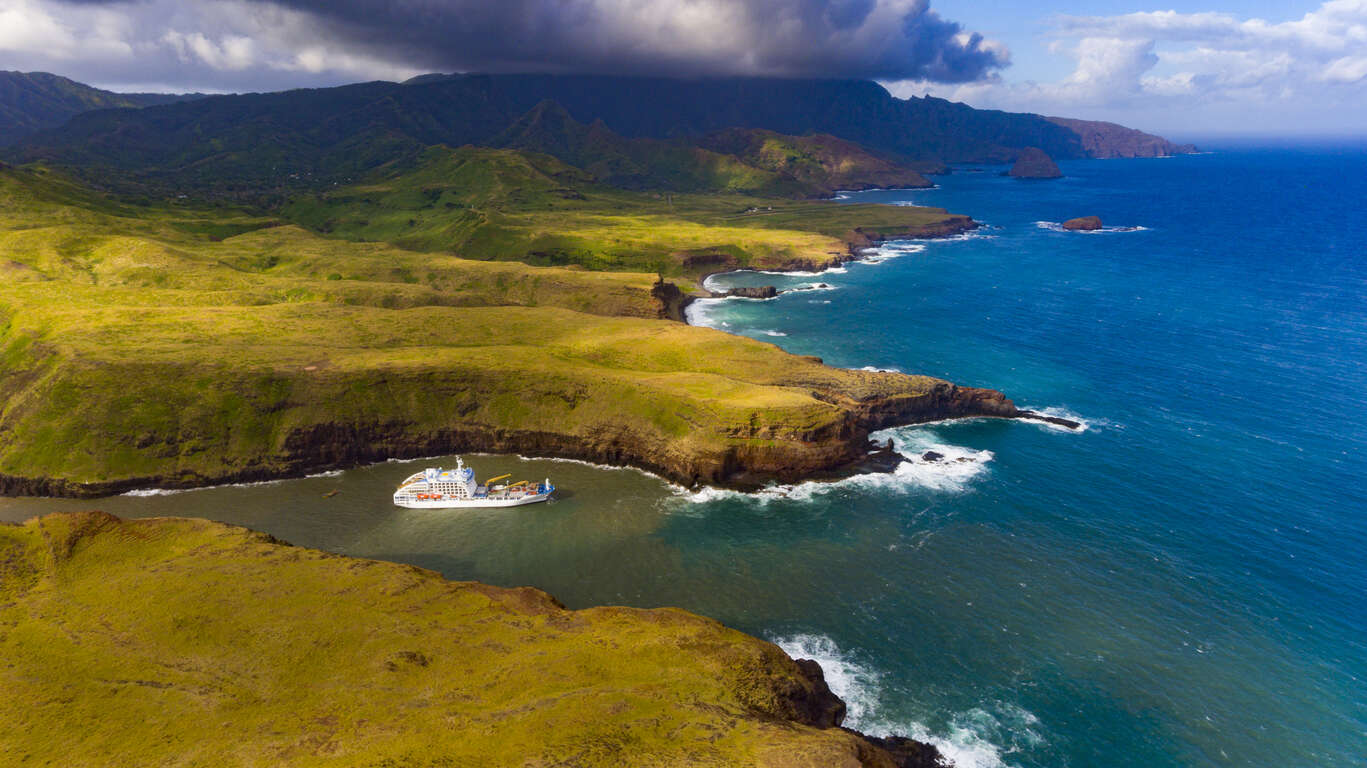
[{"x1": 1, "y1": 0, "x2": 1364, "y2": 136}]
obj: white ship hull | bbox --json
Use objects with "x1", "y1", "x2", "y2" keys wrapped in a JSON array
[
  {"x1": 392, "y1": 459, "x2": 555, "y2": 509},
  {"x1": 393, "y1": 490, "x2": 552, "y2": 509}
]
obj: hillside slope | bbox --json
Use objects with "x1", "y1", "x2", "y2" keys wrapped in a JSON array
[
  {"x1": 280, "y1": 145, "x2": 969, "y2": 276},
  {"x1": 7, "y1": 73, "x2": 1190, "y2": 198},
  {"x1": 0, "y1": 71, "x2": 198, "y2": 146},
  {"x1": 0, "y1": 511, "x2": 940, "y2": 767},
  {"x1": 0, "y1": 164, "x2": 1015, "y2": 497}
]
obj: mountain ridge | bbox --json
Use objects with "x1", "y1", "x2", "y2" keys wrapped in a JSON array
[
  {"x1": 4, "y1": 72, "x2": 1194, "y2": 200},
  {"x1": 0, "y1": 71, "x2": 203, "y2": 147}
]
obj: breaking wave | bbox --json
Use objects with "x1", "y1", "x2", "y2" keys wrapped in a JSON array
[
  {"x1": 676, "y1": 426, "x2": 993, "y2": 505},
  {"x1": 1019, "y1": 406, "x2": 1093, "y2": 432},
  {"x1": 771, "y1": 633, "x2": 1043, "y2": 768}
]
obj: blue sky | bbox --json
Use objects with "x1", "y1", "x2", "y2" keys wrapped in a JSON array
[
  {"x1": 2, "y1": 0, "x2": 1364, "y2": 136},
  {"x1": 888, "y1": 0, "x2": 1367, "y2": 136},
  {"x1": 940, "y1": 1, "x2": 1325, "y2": 81}
]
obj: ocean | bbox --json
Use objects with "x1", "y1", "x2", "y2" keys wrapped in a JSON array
[{"x1": 4, "y1": 144, "x2": 1364, "y2": 767}]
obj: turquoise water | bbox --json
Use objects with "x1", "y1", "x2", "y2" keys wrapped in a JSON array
[
  {"x1": 4, "y1": 146, "x2": 1364, "y2": 767},
  {"x1": 686, "y1": 146, "x2": 1367, "y2": 767}
]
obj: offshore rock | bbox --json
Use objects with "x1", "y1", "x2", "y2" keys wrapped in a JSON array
[
  {"x1": 1063, "y1": 216, "x2": 1103, "y2": 231},
  {"x1": 1007, "y1": 147, "x2": 1063, "y2": 179},
  {"x1": 723, "y1": 285, "x2": 780, "y2": 299}
]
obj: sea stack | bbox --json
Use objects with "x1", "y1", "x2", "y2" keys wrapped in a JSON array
[
  {"x1": 1063, "y1": 216, "x2": 1103, "y2": 231},
  {"x1": 1008, "y1": 147, "x2": 1063, "y2": 179}
]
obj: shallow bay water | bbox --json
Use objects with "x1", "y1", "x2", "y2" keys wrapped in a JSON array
[{"x1": 5, "y1": 144, "x2": 1366, "y2": 767}]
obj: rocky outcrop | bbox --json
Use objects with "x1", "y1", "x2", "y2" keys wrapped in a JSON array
[
  {"x1": 650, "y1": 276, "x2": 690, "y2": 321},
  {"x1": 1063, "y1": 216, "x2": 1103, "y2": 231},
  {"x1": 1008, "y1": 147, "x2": 1063, "y2": 179},
  {"x1": 863, "y1": 735, "x2": 951, "y2": 768},
  {"x1": 1047, "y1": 116, "x2": 1198, "y2": 159},
  {"x1": 845, "y1": 215, "x2": 979, "y2": 252},
  {"x1": 722, "y1": 285, "x2": 779, "y2": 299}
]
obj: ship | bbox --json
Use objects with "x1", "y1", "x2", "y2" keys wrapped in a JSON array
[{"x1": 392, "y1": 457, "x2": 554, "y2": 508}]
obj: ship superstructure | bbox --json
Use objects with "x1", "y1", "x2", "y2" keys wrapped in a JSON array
[{"x1": 392, "y1": 457, "x2": 554, "y2": 508}]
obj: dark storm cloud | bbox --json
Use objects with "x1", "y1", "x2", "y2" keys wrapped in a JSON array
[
  {"x1": 35, "y1": 0, "x2": 1006, "y2": 87},
  {"x1": 261, "y1": 0, "x2": 1006, "y2": 82}
]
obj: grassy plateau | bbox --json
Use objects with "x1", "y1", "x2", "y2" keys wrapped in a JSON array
[
  {"x1": 0, "y1": 511, "x2": 914, "y2": 767},
  {"x1": 281, "y1": 146, "x2": 972, "y2": 278},
  {"x1": 0, "y1": 162, "x2": 991, "y2": 495}
]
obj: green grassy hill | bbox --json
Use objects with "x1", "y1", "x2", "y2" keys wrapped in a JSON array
[
  {"x1": 0, "y1": 164, "x2": 1010, "y2": 496},
  {"x1": 0, "y1": 511, "x2": 926, "y2": 767},
  {"x1": 281, "y1": 145, "x2": 973, "y2": 277}
]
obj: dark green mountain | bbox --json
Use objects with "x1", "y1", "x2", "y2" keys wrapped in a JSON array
[
  {"x1": 489, "y1": 100, "x2": 929, "y2": 196},
  {"x1": 6, "y1": 73, "x2": 1188, "y2": 199},
  {"x1": 0, "y1": 71, "x2": 201, "y2": 147}
]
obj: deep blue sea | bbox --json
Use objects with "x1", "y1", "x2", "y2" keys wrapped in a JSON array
[
  {"x1": 685, "y1": 145, "x2": 1367, "y2": 767},
  {"x1": 4, "y1": 145, "x2": 1362, "y2": 767}
]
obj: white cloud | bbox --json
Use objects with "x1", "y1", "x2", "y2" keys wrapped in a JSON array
[
  {"x1": 0, "y1": 0, "x2": 132, "y2": 61},
  {"x1": 887, "y1": 1, "x2": 1367, "y2": 134}
]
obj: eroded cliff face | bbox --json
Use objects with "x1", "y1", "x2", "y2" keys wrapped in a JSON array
[
  {"x1": 1047, "y1": 116, "x2": 1198, "y2": 159},
  {"x1": 0, "y1": 379, "x2": 1027, "y2": 498}
]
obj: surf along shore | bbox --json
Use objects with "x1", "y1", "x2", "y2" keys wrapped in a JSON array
[{"x1": 680, "y1": 208, "x2": 1083, "y2": 452}]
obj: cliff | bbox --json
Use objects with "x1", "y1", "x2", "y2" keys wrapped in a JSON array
[
  {"x1": 1008, "y1": 147, "x2": 1063, "y2": 179},
  {"x1": 0, "y1": 511, "x2": 944, "y2": 767},
  {"x1": 1046, "y1": 116, "x2": 1197, "y2": 159}
]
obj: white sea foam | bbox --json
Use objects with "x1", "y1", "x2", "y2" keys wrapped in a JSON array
[
  {"x1": 906, "y1": 228, "x2": 995, "y2": 243},
  {"x1": 761, "y1": 329, "x2": 789, "y2": 337},
  {"x1": 506, "y1": 453, "x2": 670, "y2": 482},
  {"x1": 1019, "y1": 406, "x2": 1092, "y2": 432},
  {"x1": 879, "y1": 243, "x2": 928, "y2": 254},
  {"x1": 120, "y1": 468, "x2": 344, "y2": 496},
  {"x1": 771, "y1": 633, "x2": 1041, "y2": 768},
  {"x1": 675, "y1": 426, "x2": 992, "y2": 504},
  {"x1": 859, "y1": 365, "x2": 903, "y2": 373},
  {"x1": 756, "y1": 265, "x2": 849, "y2": 277},
  {"x1": 684, "y1": 297, "x2": 728, "y2": 327}
]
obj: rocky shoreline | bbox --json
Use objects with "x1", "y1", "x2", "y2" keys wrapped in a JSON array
[
  {"x1": 683, "y1": 214, "x2": 980, "y2": 312},
  {"x1": 0, "y1": 380, "x2": 1077, "y2": 499},
  {"x1": 0, "y1": 205, "x2": 1088, "y2": 502}
]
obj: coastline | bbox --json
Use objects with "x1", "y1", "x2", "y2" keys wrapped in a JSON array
[
  {"x1": 680, "y1": 214, "x2": 981, "y2": 315},
  {"x1": 2, "y1": 510, "x2": 949, "y2": 768},
  {"x1": 0, "y1": 378, "x2": 1073, "y2": 499},
  {"x1": 0, "y1": 209, "x2": 1091, "y2": 502}
]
